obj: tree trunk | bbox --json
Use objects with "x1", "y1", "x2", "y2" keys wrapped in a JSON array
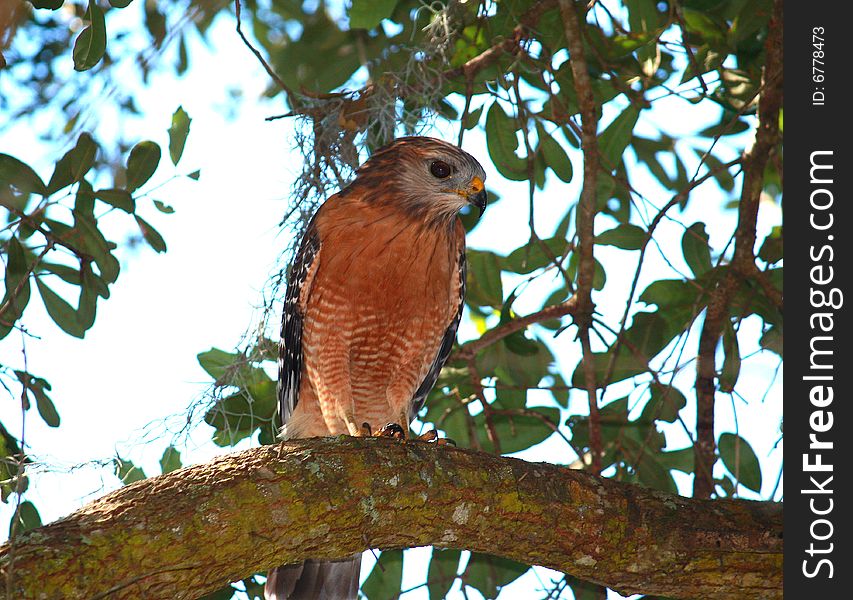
[{"x1": 0, "y1": 437, "x2": 782, "y2": 599}]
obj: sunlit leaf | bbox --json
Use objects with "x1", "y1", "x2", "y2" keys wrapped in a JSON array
[{"x1": 168, "y1": 106, "x2": 192, "y2": 166}]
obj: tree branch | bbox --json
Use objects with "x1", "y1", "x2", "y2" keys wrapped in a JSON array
[
  {"x1": 558, "y1": 0, "x2": 602, "y2": 474},
  {"x1": 693, "y1": 0, "x2": 783, "y2": 498},
  {"x1": 0, "y1": 438, "x2": 781, "y2": 600}
]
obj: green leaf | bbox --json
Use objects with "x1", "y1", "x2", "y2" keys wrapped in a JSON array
[
  {"x1": 187, "y1": 169, "x2": 201, "y2": 180},
  {"x1": 197, "y1": 348, "x2": 242, "y2": 382},
  {"x1": 47, "y1": 132, "x2": 99, "y2": 194},
  {"x1": 681, "y1": 222, "x2": 713, "y2": 277},
  {"x1": 504, "y1": 237, "x2": 567, "y2": 274},
  {"x1": 41, "y1": 262, "x2": 80, "y2": 286},
  {"x1": 168, "y1": 106, "x2": 192, "y2": 166},
  {"x1": 205, "y1": 380, "x2": 278, "y2": 437},
  {"x1": 135, "y1": 216, "x2": 167, "y2": 253},
  {"x1": 159, "y1": 445, "x2": 182, "y2": 474},
  {"x1": 566, "y1": 253, "x2": 606, "y2": 291},
  {"x1": 659, "y1": 446, "x2": 695, "y2": 474},
  {"x1": 115, "y1": 456, "x2": 146, "y2": 485},
  {"x1": 485, "y1": 103, "x2": 527, "y2": 181},
  {"x1": 73, "y1": 1, "x2": 107, "y2": 71},
  {"x1": 760, "y1": 324, "x2": 782, "y2": 357},
  {"x1": 641, "y1": 384, "x2": 687, "y2": 424},
  {"x1": 9, "y1": 501, "x2": 42, "y2": 537},
  {"x1": 361, "y1": 549, "x2": 403, "y2": 600},
  {"x1": 572, "y1": 311, "x2": 681, "y2": 388},
  {"x1": 0, "y1": 154, "x2": 47, "y2": 199},
  {"x1": 95, "y1": 188, "x2": 135, "y2": 213},
  {"x1": 1, "y1": 237, "x2": 32, "y2": 336},
  {"x1": 719, "y1": 322, "x2": 741, "y2": 393},
  {"x1": 34, "y1": 387, "x2": 60, "y2": 428},
  {"x1": 463, "y1": 553, "x2": 527, "y2": 599},
  {"x1": 476, "y1": 407, "x2": 560, "y2": 455},
  {"x1": 698, "y1": 119, "x2": 750, "y2": 138},
  {"x1": 31, "y1": 0, "x2": 64, "y2": 8},
  {"x1": 35, "y1": 279, "x2": 84, "y2": 338},
  {"x1": 463, "y1": 105, "x2": 483, "y2": 130},
  {"x1": 125, "y1": 141, "x2": 161, "y2": 192},
  {"x1": 598, "y1": 104, "x2": 640, "y2": 168},
  {"x1": 758, "y1": 225, "x2": 782, "y2": 264},
  {"x1": 196, "y1": 586, "x2": 239, "y2": 600},
  {"x1": 109, "y1": 0, "x2": 135, "y2": 9},
  {"x1": 595, "y1": 223, "x2": 648, "y2": 249},
  {"x1": 465, "y1": 250, "x2": 503, "y2": 308},
  {"x1": 428, "y1": 549, "x2": 460, "y2": 600},
  {"x1": 681, "y1": 7, "x2": 728, "y2": 48},
  {"x1": 349, "y1": 0, "x2": 398, "y2": 29},
  {"x1": 564, "y1": 574, "x2": 608, "y2": 600},
  {"x1": 718, "y1": 432, "x2": 762, "y2": 492},
  {"x1": 153, "y1": 200, "x2": 175, "y2": 214},
  {"x1": 537, "y1": 127, "x2": 573, "y2": 182}
]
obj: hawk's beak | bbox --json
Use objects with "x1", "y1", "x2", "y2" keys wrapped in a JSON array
[{"x1": 467, "y1": 176, "x2": 487, "y2": 218}]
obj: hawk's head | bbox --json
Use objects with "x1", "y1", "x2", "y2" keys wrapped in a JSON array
[{"x1": 353, "y1": 136, "x2": 488, "y2": 222}]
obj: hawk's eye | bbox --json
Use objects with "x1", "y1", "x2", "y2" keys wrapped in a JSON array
[{"x1": 430, "y1": 160, "x2": 452, "y2": 179}]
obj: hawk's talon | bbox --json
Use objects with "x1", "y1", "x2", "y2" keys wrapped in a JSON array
[
  {"x1": 361, "y1": 422, "x2": 373, "y2": 436},
  {"x1": 416, "y1": 429, "x2": 454, "y2": 446},
  {"x1": 375, "y1": 422, "x2": 406, "y2": 439},
  {"x1": 416, "y1": 429, "x2": 438, "y2": 442}
]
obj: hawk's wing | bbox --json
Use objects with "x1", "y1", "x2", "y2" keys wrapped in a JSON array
[
  {"x1": 410, "y1": 247, "x2": 467, "y2": 416},
  {"x1": 278, "y1": 217, "x2": 321, "y2": 427}
]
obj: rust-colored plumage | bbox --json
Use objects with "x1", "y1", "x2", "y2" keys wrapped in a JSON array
[{"x1": 266, "y1": 137, "x2": 486, "y2": 600}]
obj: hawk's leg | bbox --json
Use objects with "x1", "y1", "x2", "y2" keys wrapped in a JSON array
[{"x1": 342, "y1": 413, "x2": 365, "y2": 437}]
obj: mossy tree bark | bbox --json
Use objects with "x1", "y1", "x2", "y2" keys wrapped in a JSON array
[{"x1": 0, "y1": 437, "x2": 782, "y2": 599}]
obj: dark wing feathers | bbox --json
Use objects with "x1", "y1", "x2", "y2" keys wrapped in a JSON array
[
  {"x1": 410, "y1": 248, "x2": 467, "y2": 416},
  {"x1": 278, "y1": 220, "x2": 320, "y2": 426}
]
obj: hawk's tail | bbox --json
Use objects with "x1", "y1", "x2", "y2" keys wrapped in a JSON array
[{"x1": 264, "y1": 555, "x2": 362, "y2": 600}]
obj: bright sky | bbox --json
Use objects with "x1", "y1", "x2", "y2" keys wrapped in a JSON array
[{"x1": 0, "y1": 4, "x2": 782, "y2": 599}]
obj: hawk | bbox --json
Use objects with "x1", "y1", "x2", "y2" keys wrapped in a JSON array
[{"x1": 265, "y1": 137, "x2": 487, "y2": 600}]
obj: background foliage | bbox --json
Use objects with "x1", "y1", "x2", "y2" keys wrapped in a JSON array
[{"x1": 1, "y1": 0, "x2": 782, "y2": 598}]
